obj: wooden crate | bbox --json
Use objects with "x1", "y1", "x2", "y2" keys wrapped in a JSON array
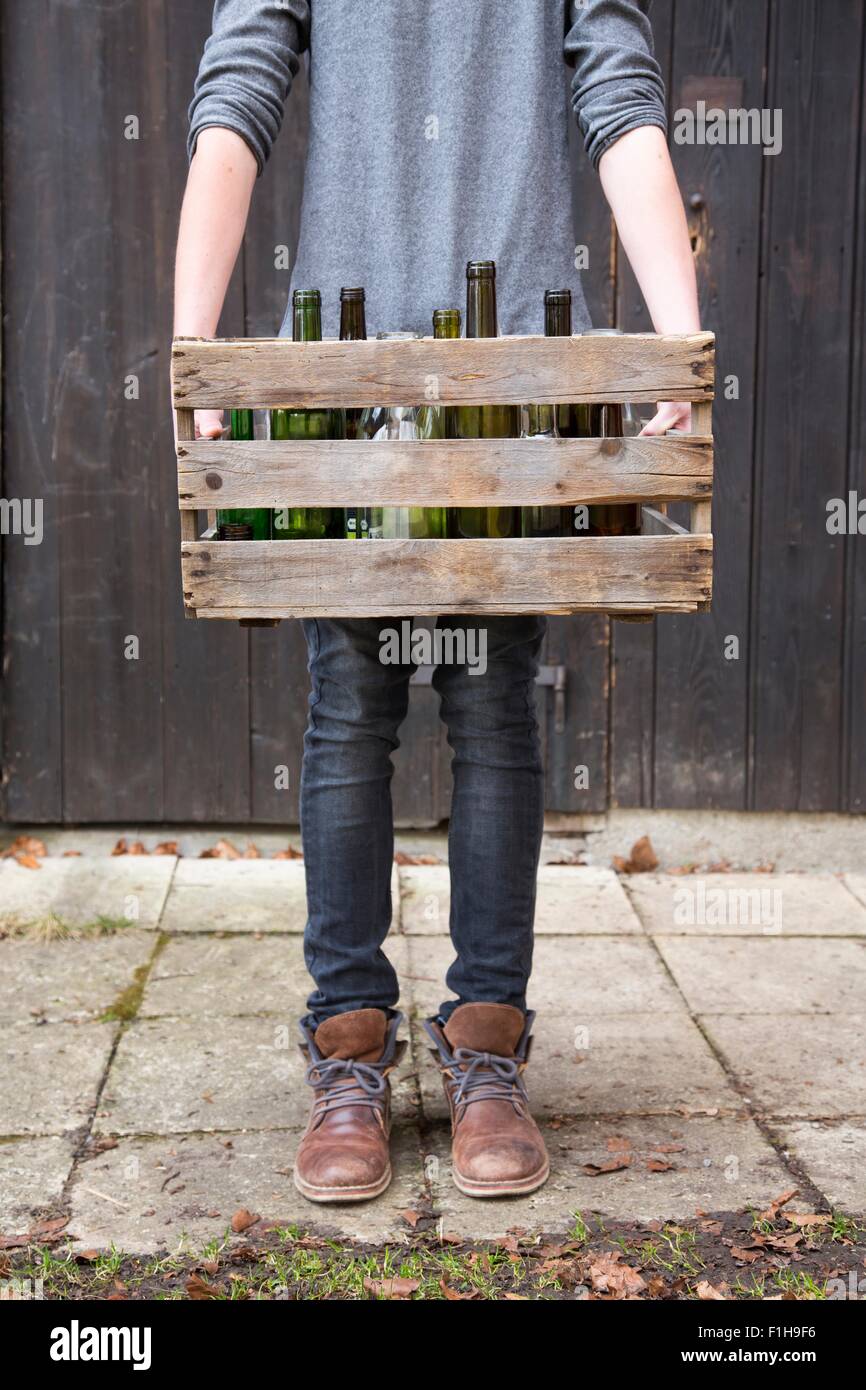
[{"x1": 172, "y1": 332, "x2": 714, "y2": 620}]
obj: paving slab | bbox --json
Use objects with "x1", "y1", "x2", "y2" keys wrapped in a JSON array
[
  {"x1": 404, "y1": 935, "x2": 686, "y2": 1017},
  {"x1": 422, "y1": 1115, "x2": 804, "y2": 1238},
  {"x1": 0, "y1": 1136, "x2": 77, "y2": 1229},
  {"x1": 96, "y1": 1008, "x2": 420, "y2": 1137},
  {"x1": 140, "y1": 934, "x2": 410, "y2": 1019},
  {"x1": 0, "y1": 857, "x2": 176, "y2": 931},
  {"x1": 158, "y1": 859, "x2": 308, "y2": 934},
  {"x1": 0, "y1": 932, "x2": 155, "y2": 1024},
  {"x1": 0, "y1": 1022, "x2": 118, "y2": 1136},
  {"x1": 412, "y1": 1010, "x2": 740, "y2": 1122},
  {"x1": 701, "y1": 1014, "x2": 866, "y2": 1118},
  {"x1": 656, "y1": 937, "x2": 866, "y2": 1015},
  {"x1": 771, "y1": 1121, "x2": 866, "y2": 1214},
  {"x1": 399, "y1": 865, "x2": 641, "y2": 935},
  {"x1": 626, "y1": 873, "x2": 866, "y2": 936},
  {"x1": 68, "y1": 1126, "x2": 426, "y2": 1253},
  {"x1": 845, "y1": 875, "x2": 866, "y2": 911}
]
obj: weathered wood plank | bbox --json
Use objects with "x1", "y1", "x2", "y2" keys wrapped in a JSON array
[
  {"x1": 181, "y1": 537, "x2": 713, "y2": 617},
  {"x1": 171, "y1": 332, "x2": 715, "y2": 410},
  {"x1": 177, "y1": 435, "x2": 714, "y2": 507},
  {"x1": 750, "y1": 0, "x2": 860, "y2": 812}
]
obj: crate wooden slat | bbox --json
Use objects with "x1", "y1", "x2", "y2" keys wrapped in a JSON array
[
  {"x1": 177, "y1": 435, "x2": 713, "y2": 508},
  {"x1": 172, "y1": 332, "x2": 715, "y2": 410},
  {"x1": 172, "y1": 331, "x2": 715, "y2": 620},
  {"x1": 182, "y1": 536, "x2": 713, "y2": 618}
]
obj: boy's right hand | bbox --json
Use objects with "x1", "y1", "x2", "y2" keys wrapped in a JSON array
[{"x1": 196, "y1": 410, "x2": 227, "y2": 438}]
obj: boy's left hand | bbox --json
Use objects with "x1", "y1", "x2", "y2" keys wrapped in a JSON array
[{"x1": 640, "y1": 401, "x2": 692, "y2": 435}]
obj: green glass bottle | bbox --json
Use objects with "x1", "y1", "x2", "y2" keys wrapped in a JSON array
[
  {"x1": 272, "y1": 289, "x2": 342, "y2": 541},
  {"x1": 340, "y1": 288, "x2": 381, "y2": 540},
  {"x1": 217, "y1": 408, "x2": 271, "y2": 539},
  {"x1": 412, "y1": 308, "x2": 460, "y2": 539},
  {"x1": 543, "y1": 289, "x2": 598, "y2": 538},
  {"x1": 520, "y1": 401, "x2": 565, "y2": 537},
  {"x1": 448, "y1": 261, "x2": 520, "y2": 539}
]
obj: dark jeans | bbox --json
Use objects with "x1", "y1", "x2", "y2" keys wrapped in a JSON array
[{"x1": 300, "y1": 615, "x2": 546, "y2": 1023}]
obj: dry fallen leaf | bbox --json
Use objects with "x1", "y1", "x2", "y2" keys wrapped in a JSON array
[
  {"x1": 760, "y1": 1188, "x2": 799, "y2": 1223},
  {"x1": 647, "y1": 1158, "x2": 676, "y2": 1173},
  {"x1": 695, "y1": 1279, "x2": 728, "y2": 1301},
  {"x1": 2, "y1": 834, "x2": 47, "y2": 859},
  {"x1": 273, "y1": 846, "x2": 304, "y2": 859},
  {"x1": 398, "y1": 1208, "x2": 422, "y2": 1229},
  {"x1": 618, "y1": 835, "x2": 659, "y2": 874},
  {"x1": 393, "y1": 851, "x2": 441, "y2": 865},
  {"x1": 242, "y1": 843, "x2": 261, "y2": 859},
  {"x1": 364, "y1": 1276, "x2": 420, "y2": 1299},
  {"x1": 153, "y1": 841, "x2": 180, "y2": 856},
  {"x1": 589, "y1": 1252, "x2": 646, "y2": 1298},
  {"x1": 200, "y1": 839, "x2": 241, "y2": 860},
  {"x1": 186, "y1": 1274, "x2": 220, "y2": 1300},
  {"x1": 731, "y1": 1246, "x2": 762, "y2": 1264},
  {"x1": 13, "y1": 853, "x2": 42, "y2": 870},
  {"x1": 230, "y1": 1207, "x2": 259, "y2": 1233},
  {"x1": 439, "y1": 1279, "x2": 476, "y2": 1301},
  {"x1": 787, "y1": 1212, "x2": 830, "y2": 1228},
  {"x1": 582, "y1": 1157, "x2": 632, "y2": 1176}
]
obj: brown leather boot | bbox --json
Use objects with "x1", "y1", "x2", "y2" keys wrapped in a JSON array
[
  {"x1": 424, "y1": 1003, "x2": 549, "y2": 1198},
  {"x1": 294, "y1": 1008, "x2": 405, "y2": 1203}
]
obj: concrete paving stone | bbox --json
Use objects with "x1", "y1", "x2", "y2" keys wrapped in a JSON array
[
  {"x1": 399, "y1": 865, "x2": 641, "y2": 936},
  {"x1": 411, "y1": 1010, "x2": 740, "y2": 1123},
  {"x1": 140, "y1": 934, "x2": 410, "y2": 1018},
  {"x1": 0, "y1": 1136, "x2": 77, "y2": 1230},
  {"x1": 701, "y1": 1013, "x2": 866, "y2": 1118},
  {"x1": 158, "y1": 859, "x2": 308, "y2": 934},
  {"x1": 845, "y1": 875, "x2": 866, "y2": 912},
  {"x1": 0, "y1": 1022, "x2": 118, "y2": 1136},
  {"x1": 96, "y1": 1010, "x2": 420, "y2": 1137},
  {"x1": 0, "y1": 932, "x2": 155, "y2": 1025},
  {"x1": 404, "y1": 935, "x2": 686, "y2": 1018},
  {"x1": 67, "y1": 1124, "x2": 427, "y2": 1253},
  {"x1": 0, "y1": 857, "x2": 176, "y2": 932},
  {"x1": 422, "y1": 1114, "x2": 805, "y2": 1238},
  {"x1": 625, "y1": 873, "x2": 866, "y2": 937},
  {"x1": 771, "y1": 1121, "x2": 866, "y2": 1214},
  {"x1": 656, "y1": 937, "x2": 866, "y2": 1015}
]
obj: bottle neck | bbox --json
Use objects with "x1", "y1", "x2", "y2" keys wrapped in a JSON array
[
  {"x1": 339, "y1": 299, "x2": 366, "y2": 341},
  {"x1": 433, "y1": 314, "x2": 460, "y2": 340},
  {"x1": 466, "y1": 277, "x2": 497, "y2": 338},
  {"x1": 545, "y1": 299, "x2": 572, "y2": 337},
  {"x1": 293, "y1": 299, "x2": 322, "y2": 342}
]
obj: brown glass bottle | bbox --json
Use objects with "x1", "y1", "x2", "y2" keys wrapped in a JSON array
[{"x1": 448, "y1": 261, "x2": 520, "y2": 539}]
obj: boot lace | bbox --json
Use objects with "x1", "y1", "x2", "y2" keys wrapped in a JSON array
[
  {"x1": 445, "y1": 1048, "x2": 528, "y2": 1112},
  {"x1": 305, "y1": 1056, "x2": 389, "y2": 1119}
]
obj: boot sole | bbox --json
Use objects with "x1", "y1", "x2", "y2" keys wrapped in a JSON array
[
  {"x1": 452, "y1": 1158, "x2": 550, "y2": 1199},
  {"x1": 293, "y1": 1164, "x2": 392, "y2": 1204}
]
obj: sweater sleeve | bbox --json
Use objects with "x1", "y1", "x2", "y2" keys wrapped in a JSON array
[
  {"x1": 187, "y1": 0, "x2": 310, "y2": 175},
  {"x1": 564, "y1": 0, "x2": 667, "y2": 170}
]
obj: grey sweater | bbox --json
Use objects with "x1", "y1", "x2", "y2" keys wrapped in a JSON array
[{"x1": 188, "y1": 0, "x2": 665, "y2": 338}]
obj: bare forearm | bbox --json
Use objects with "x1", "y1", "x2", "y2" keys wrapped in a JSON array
[
  {"x1": 173, "y1": 128, "x2": 257, "y2": 337},
  {"x1": 598, "y1": 126, "x2": 700, "y2": 335}
]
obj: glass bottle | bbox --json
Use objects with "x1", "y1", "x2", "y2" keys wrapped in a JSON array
[
  {"x1": 448, "y1": 260, "x2": 520, "y2": 539},
  {"x1": 217, "y1": 408, "x2": 271, "y2": 539},
  {"x1": 272, "y1": 289, "x2": 343, "y2": 540}
]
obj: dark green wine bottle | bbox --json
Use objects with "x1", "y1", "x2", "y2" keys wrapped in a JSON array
[
  {"x1": 412, "y1": 308, "x2": 460, "y2": 539},
  {"x1": 448, "y1": 261, "x2": 520, "y2": 539},
  {"x1": 272, "y1": 289, "x2": 343, "y2": 541},
  {"x1": 542, "y1": 289, "x2": 597, "y2": 538},
  {"x1": 340, "y1": 288, "x2": 380, "y2": 540},
  {"x1": 217, "y1": 409, "x2": 271, "y2": 539}
]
